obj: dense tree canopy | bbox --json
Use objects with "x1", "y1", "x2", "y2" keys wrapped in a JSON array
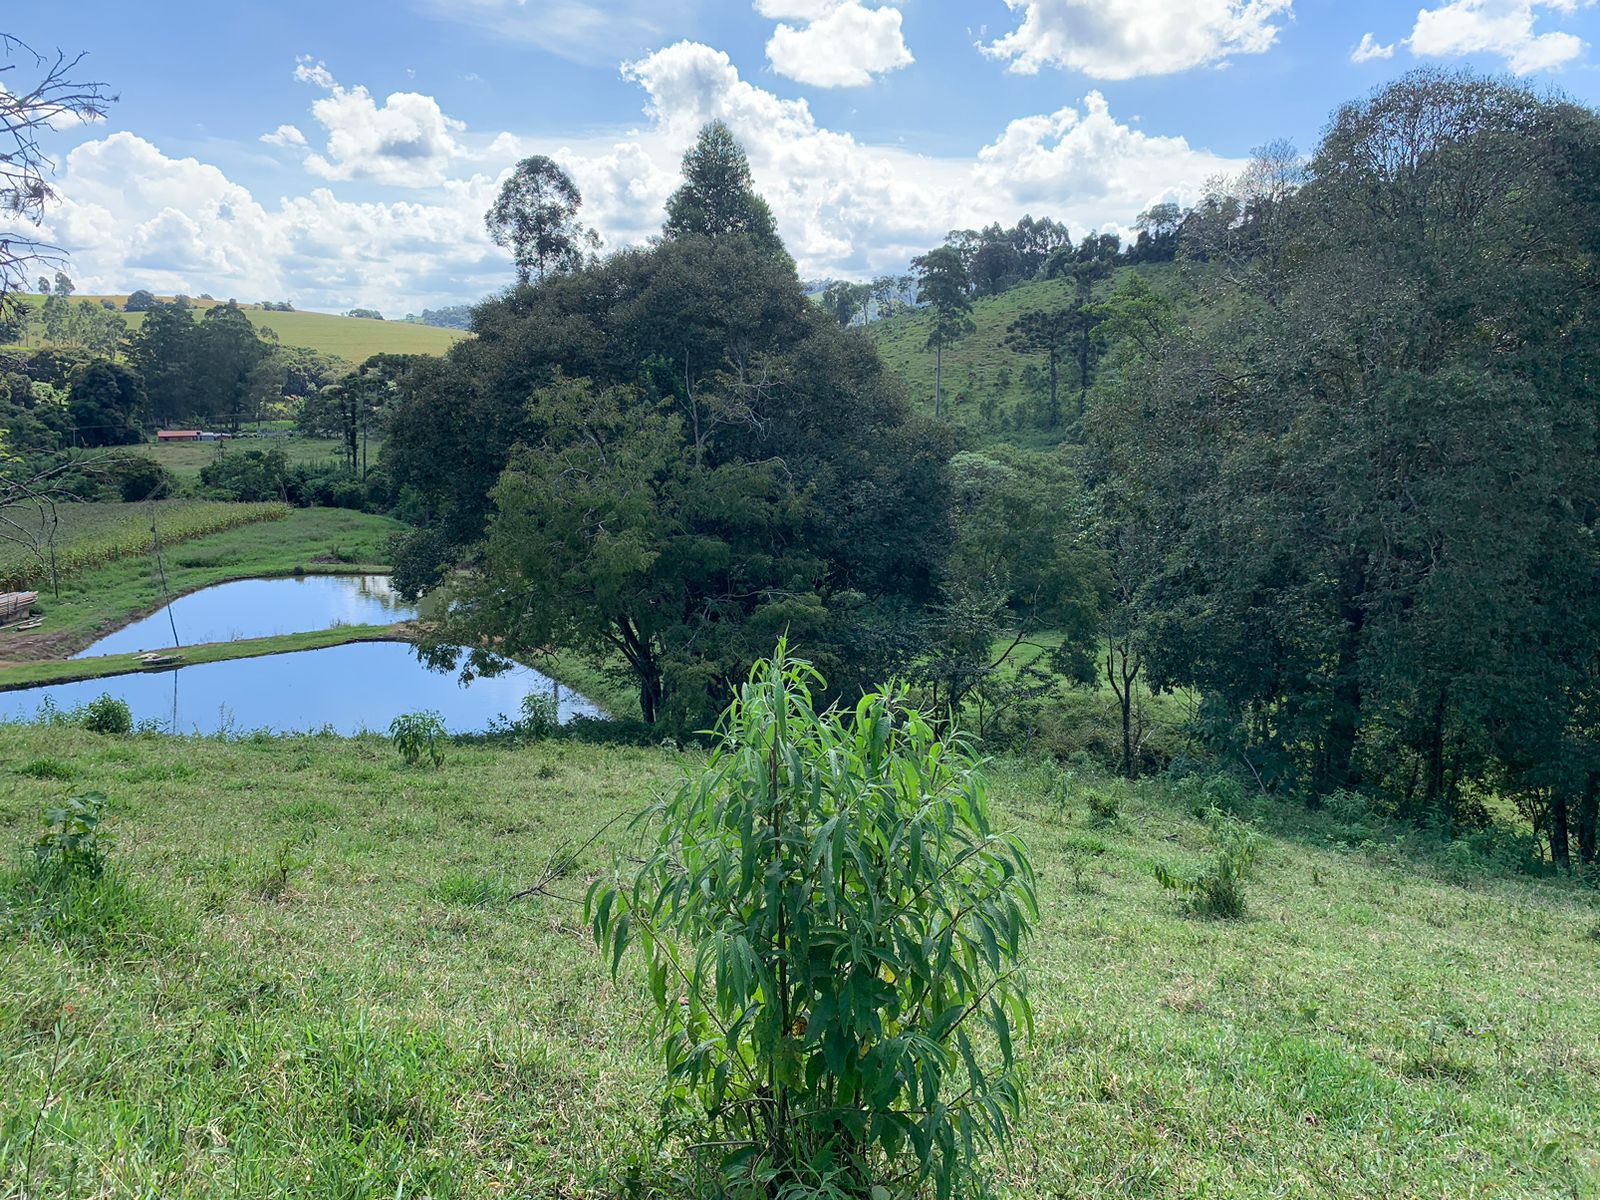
[
  {"x1": 124, "y1": 300, "x2": 281, "y2": 429},
  {"x1": 662, "y1": 120, "x2": 782, "y2": 253},
  {"x1": 66, "y1": 360, "x2": 144, "y2": 446},
  {"x1": 390, "y1": 130, "x2": 951, "y2": 727},
  {"x1": 1090, "y1": 71, "x2": 1600, "y2": 866}
]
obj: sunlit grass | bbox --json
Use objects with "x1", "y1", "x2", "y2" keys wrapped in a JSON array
[{"x1": 1, "y1": 726, "x2": 1595, "y2": 1197}]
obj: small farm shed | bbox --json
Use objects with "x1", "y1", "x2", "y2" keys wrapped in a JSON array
[
  {"x1": 158, "y1": 430, "x2": 201, "y2": 441},
  {"x1": 0, "y1": 591, "x2": 38, "y2": 623},
  {"x1": 196, "y1": 431, "x2": 232, "y2": 442}
]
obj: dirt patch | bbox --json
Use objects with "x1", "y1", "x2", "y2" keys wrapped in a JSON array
[{"x1": 0, "y1": 625, "x2": 89, "y2": 664}]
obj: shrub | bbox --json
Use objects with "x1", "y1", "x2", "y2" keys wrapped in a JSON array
[
  {"x1": 1156, "y1": 808, "x2": 1261, "y2": 919},
  {"x1": 34, "y1": 791, "x2": 113, "y2": 880},
  {"x1": 518, "y1": 691, "x2": 560, "y2": 740},
  {"x1": 1061, "y1": 833, "x2": 1109, "y2": 891},
  {"x1": 199, "y1": 448, "x2": 290, "y2": 502},
  {"x1": 589, "y1": 645, "x2": 1037, "y2": 1199},
  {"x1": 287, "y1": 464, "x2": 367, "y2": 510},
  {"x1": 1442, "y1": 824, "x2": 1546, "y2": 879},
  {"x1": 389, "y1": 710, "x2": 446, "y2": 768},
  {"x1": 1325, "y1": 788, "x2": 1384, "y2": 845},
  {"x1": 1085, "y1": 784, "x2": 1122, "y2": 825},
  {"x1": 1172, "y1": 771, "x2": 1248, "y2": 818},
  {"x1": 106, "y1": 453, "x2": 176, "y2": 502},
  {"x1": 82, "y1": 694, "x2": 132, "y2": 735},
  {"x1": 256, "y1": 827, "x2": 315, "y2": 901}
]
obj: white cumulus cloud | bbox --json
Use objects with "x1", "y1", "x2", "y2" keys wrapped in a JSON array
[
  {"x1": 285, "y1": 56, "x2": 468, "y2": 186},
  {"x1": 9, "y1": 131, "x2": 507, "y2": 315},
  {"x1": 14, "y1": 42, "x2": 1244, "y2": 313},
  {"x1": 1351, "y1": 32, "x2": 1396, "y2": 62},
  {"x1": 759, "y1": 1, "x2": 914, "y2": 87},
  {"x1": 981, "y1": 0, "x2": 1294, "y2": 79},
  {"x1": 1403, "y1": 0, "x2": 1591, "y2": 73},
  {"x1": 260, "y1": 123, "x2": 309, "y2": 148}
]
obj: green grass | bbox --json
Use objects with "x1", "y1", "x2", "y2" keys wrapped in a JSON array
[
  {"x1": 0, "y1": 508, "x2": 406, "y2": 667},
  {"x1": 0, "y1": 730, "x2": 1595, "y2": 1197},
  {"x1": 134, "y1": 436, "x2": 360, "y2": 478},
  {"x1": 7, "y1": 295, "x2": 467, "y2": 361},
  {"x1": 0, "y1": 500, "x2": 288, "y2": 591}
]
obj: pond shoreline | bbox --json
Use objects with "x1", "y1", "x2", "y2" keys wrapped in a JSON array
[
  {"x1": 0, "y1": 623, "x2": 415, "y2": 692},
  {"x1": 2, "y1": 637, "x2": 604, "y2": 735},
  {"x1": 0, "y1": 562, "x2": 393, "y2": 666}
]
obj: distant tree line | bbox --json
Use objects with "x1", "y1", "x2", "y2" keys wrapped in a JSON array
[{"x1": 402, "y1": 304, "x2": 474, "y2": 330}]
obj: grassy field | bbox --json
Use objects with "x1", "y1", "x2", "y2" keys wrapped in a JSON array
[
  {"x1": 134, "y1": 436, "x2": 355, "y2": 478},
  {"x1": 0, "y1": 508, "x2": 405, "y2": 667},
  {"x1": 0, "y1": 730, "x2": 1595, "y2": 1198},
  {"x1": 6, "y1": 295, "x2": 467, "y2": 361},
  {"x1": 0, "y1": 500, "x2": 288, "y2": 592}
]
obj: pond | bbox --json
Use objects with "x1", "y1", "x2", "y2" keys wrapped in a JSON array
[
  {"x1": 74, "y1": 574, "x2": 417, "y2": 658},
  {"x1": 6, "y1": 641, "x2": 601, "y2": 735}
]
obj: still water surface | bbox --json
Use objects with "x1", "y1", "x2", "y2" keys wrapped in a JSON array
[
  {"x1": 8, "y1": 641, "x2": 599, "y2": 735},
  {"x1": 74, "y1": 574, "x2": 416, "y2": 658}
]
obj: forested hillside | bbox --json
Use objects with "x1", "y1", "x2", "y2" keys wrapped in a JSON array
[{"x1": 867, "y1": 267, "x2": 1161, "y2": 442}]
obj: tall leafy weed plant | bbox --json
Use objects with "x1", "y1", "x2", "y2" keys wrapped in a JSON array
[
  {"x1": 35, "y1": 792, "x2": 113, "y2": 880},
  {"x1": 389, "y1": 711, "x2": 447, "y2": 768},
  {"x1": 1156, "y1": 807, "x2": 1261, "y2": 919},
  {"x1": 589, "y1": 644, "x2": 1038, "y2": 1199}
]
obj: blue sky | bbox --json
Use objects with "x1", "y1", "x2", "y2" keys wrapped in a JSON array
[{"x1": 9, "y1": 1, "x2": 1600, "y2": 313}]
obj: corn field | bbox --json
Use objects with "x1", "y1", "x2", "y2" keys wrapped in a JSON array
[{"x1": 0, "y1": 501, "x2": 289, "y2": 590}]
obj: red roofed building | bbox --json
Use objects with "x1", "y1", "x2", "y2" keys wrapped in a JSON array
[{"x1": 157, "y1": 430, "x2": 201, "y2": 441}]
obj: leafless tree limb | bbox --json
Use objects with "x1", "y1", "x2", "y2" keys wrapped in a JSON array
[{"x1": 0, "y1": 33, "x2": 115, "y2": 317}]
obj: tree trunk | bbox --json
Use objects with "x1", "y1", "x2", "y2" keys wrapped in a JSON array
[
  {"x1": 1318, "y1": 563, "x2": 1365, "y2": 793},
  {"x1": 1047, "y1": 349, "x2": 1059, "y2": 429},
  {"x1": 637, "y1": 669, "x2": 660, "y2": 726},
  {"x1": 1423, "y1": 692, "x2": 1448, "y2": 824},
  {"x1": 933, "y1": 339, "x2": 943, "y2": 420},
  {"x1": 1576, "y1": 771, "x2": 1597, "y2": 866},
  {"x1": 1549, "y1": 785, "x2": 1572, "y2": 873},
  {"x1": 1106, "y1": 642, "x2": 1141, "y2": 780},
  {"x1": 1076, "y1": 332, "x2": 1089, "y2": 427},
  {"x1": 1120, "y1": 682, "x2": 1134, "y2": 780}
]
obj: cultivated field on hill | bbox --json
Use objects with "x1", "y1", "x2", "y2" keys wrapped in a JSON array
[{"x1": 6, "y1": 294, "x2": 468, "y2": 361}]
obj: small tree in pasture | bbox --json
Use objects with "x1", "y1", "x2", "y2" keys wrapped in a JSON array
[{"x1": 589, "y1": 644, "x2": 1037, "y2": 1198}]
